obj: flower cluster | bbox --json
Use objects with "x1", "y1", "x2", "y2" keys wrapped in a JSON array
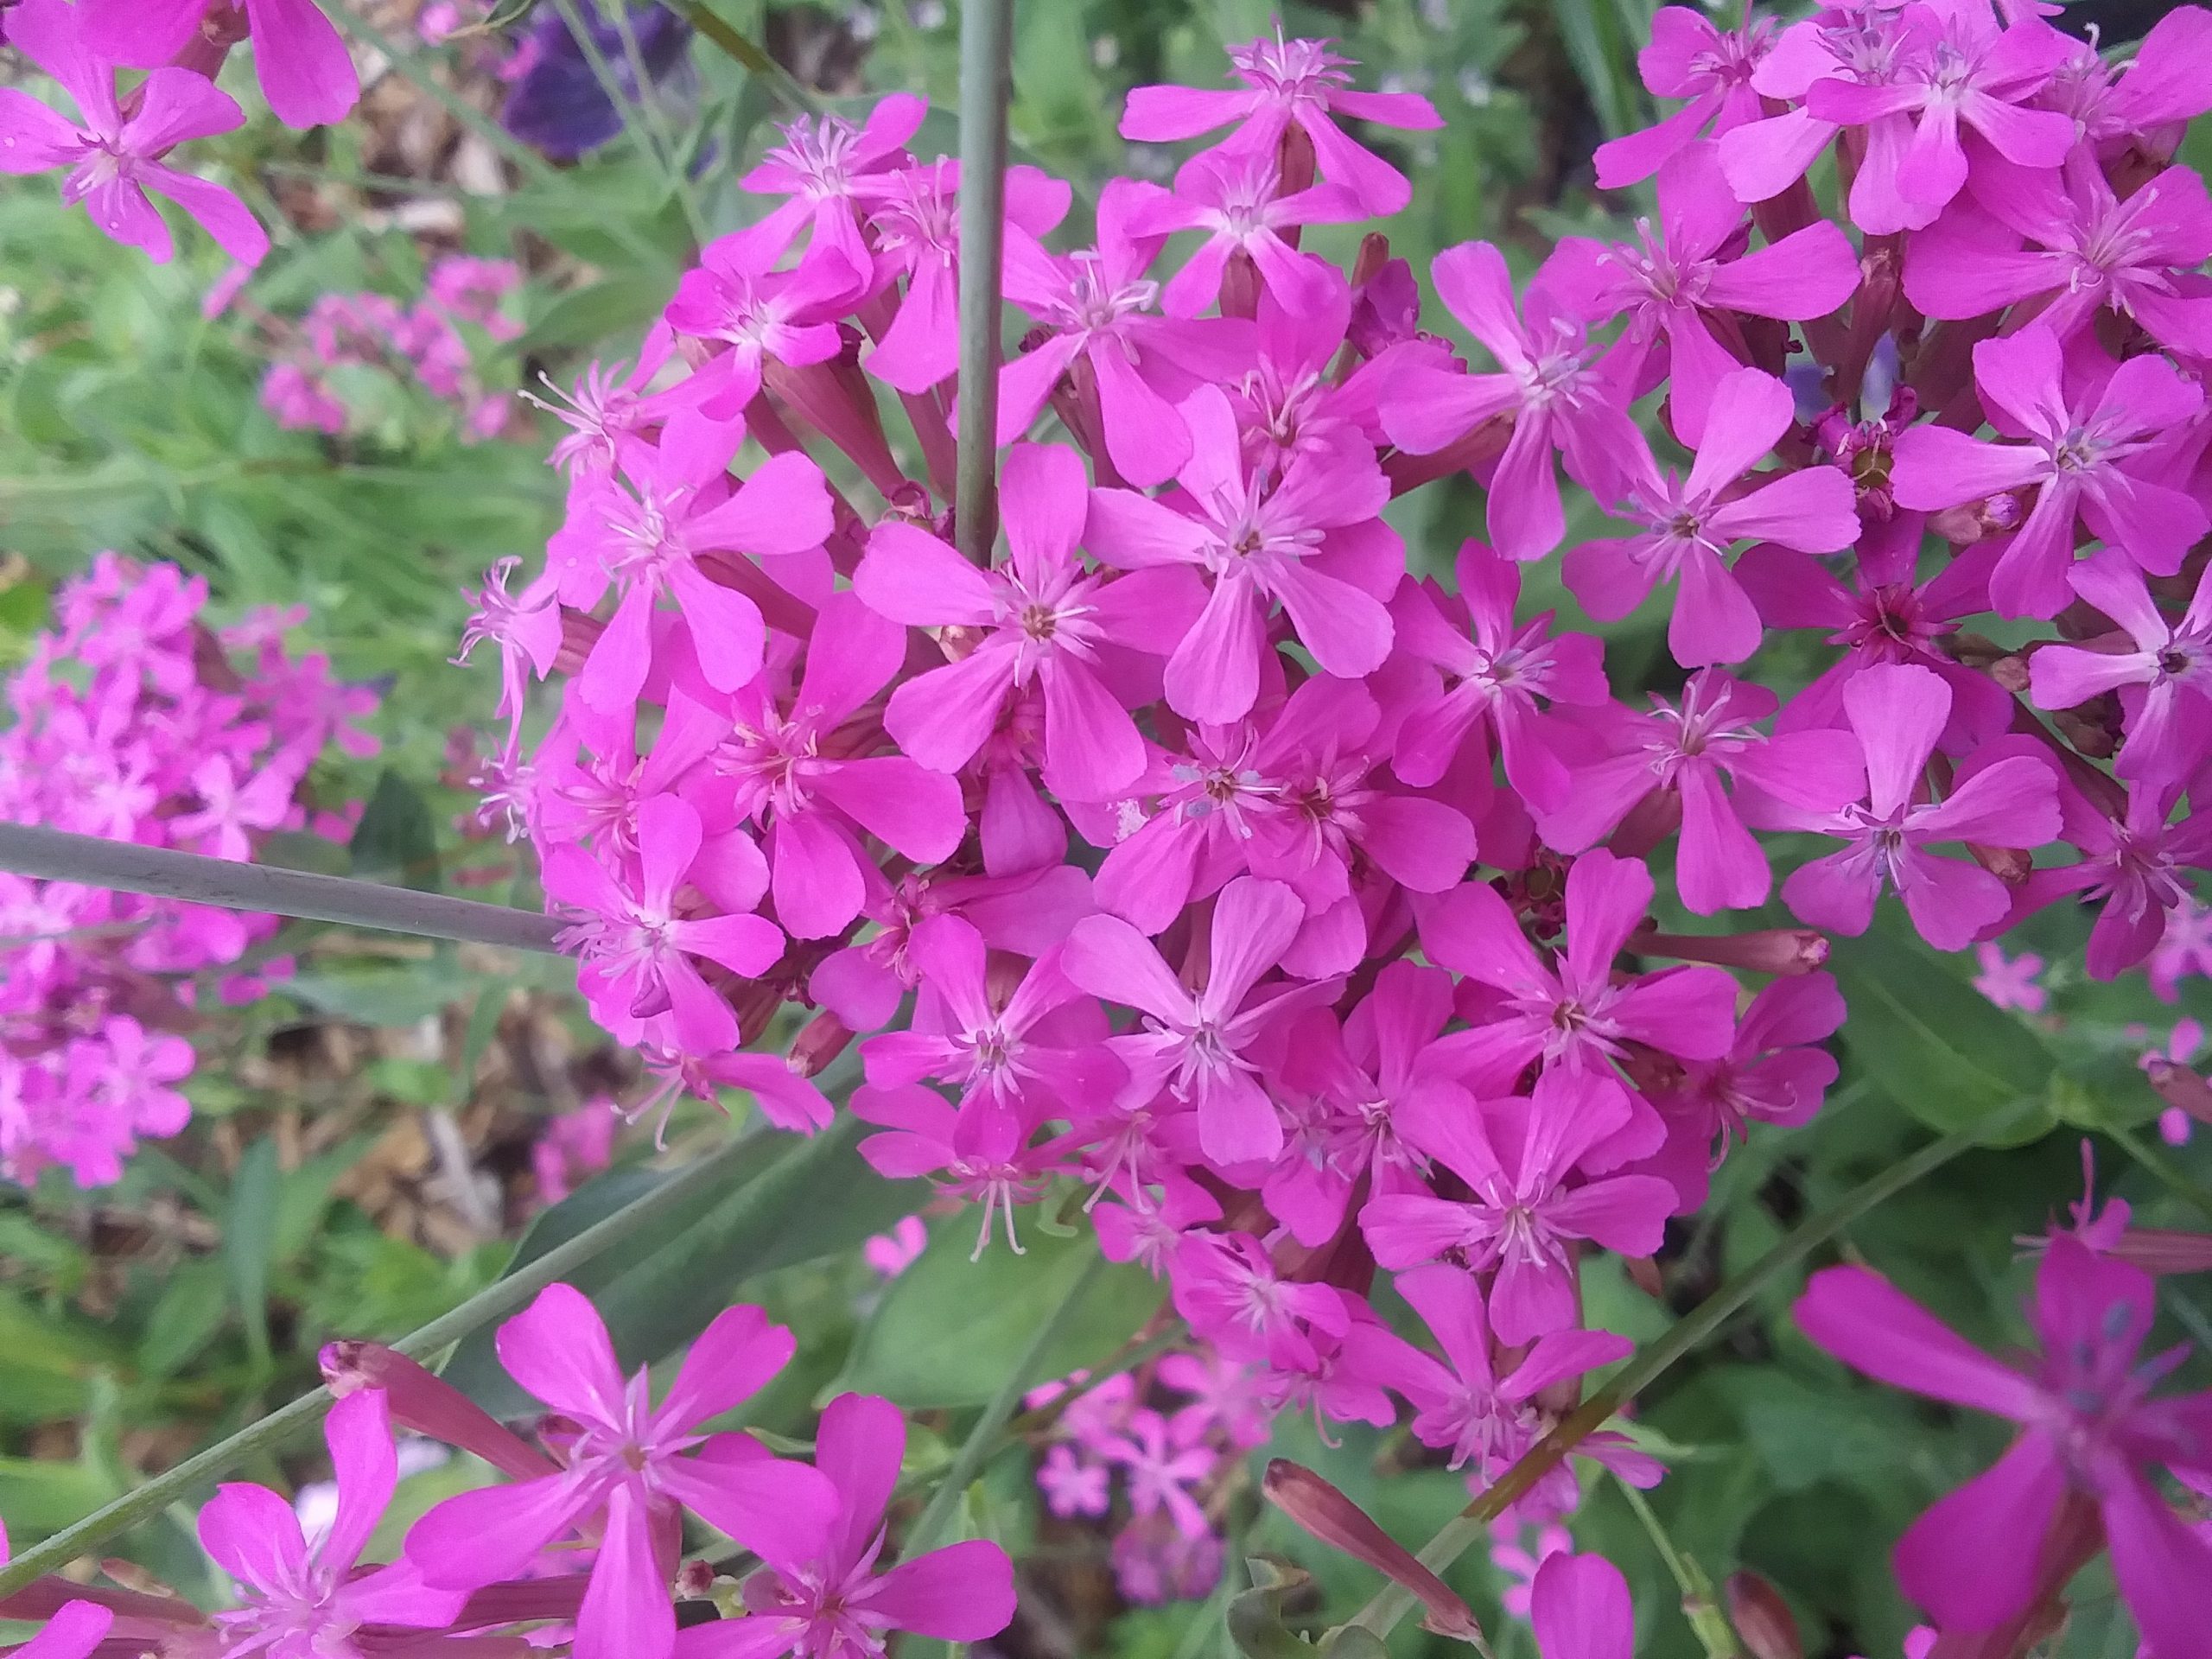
[
  {"x1": 259, "y1": 255, "x2": 524, "y2": 442},
  {"x1": 0, "y1": 0, "x2": 359, "y2": 267},
  {"x1": 0, "y1": 554, "x2": 378, "y2": 1186},
  {"x1": 1027, "y1": 1346, "x2": 1272, "y2": 1604},
  {"x1": 0, "y1": 1284, "x2": 1018, "y2": 1659},
  {"x1": 438, "y1": 5, "x2": 2212, "y2": 1636}
]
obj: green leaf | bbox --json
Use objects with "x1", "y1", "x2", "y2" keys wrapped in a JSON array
[
  {"x1": 1824, "y1": 923, "x2": 2058, "y2": 1143},
  {"x1": 137, "y1": 1258, "x2": 231, "y2": 1378},
  {"x1": 349, "y1": 768, "x2": 442, "y2": 891},
  {"x1": 442, "y1": 1116, "x2": 912, "y2": 1414},
  {"x1": 840, "y1": 1217, "x2": 1160, "y2": 1408},
  {"x1": 0, "y1": 1456, "x2": 122, "y2": 1540},
  {"x1": 285, "y1": 958, "x2": 475, "y2": 1027},
  {"x1": 225, "y1": 1137, "x2": 282, "y2": 1369},
  {"x1": 518, "y1": 275, "x2": 675, "y2": 356}
]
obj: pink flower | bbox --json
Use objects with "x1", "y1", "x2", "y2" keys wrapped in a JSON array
[
  {"x1": 861, "y1": 1214, "x2": 926, "y2": 1278},
  {"x1": 1970, "y1": 943, "x2": 2047, "y2": 1014},
  {"x1": 1540, "y1": 669, "x2": 1866, "y2": 914},
  {"x1": 1797, "y1": 3, "x2": 2076, "y2": 232},
  {"x1": 171, "y1": 754, "x2": 298, "y2": 862},
  {"x1": 1553, "y1": 142, "x2": 1861, "y2": 443},
  {"x1": 663, "y1": 239, "x2": 849, "y2": 422},
  {"x1": 1344, "y1": 1263, "x2": 1630, "y2": 1478},
  {"x1": 1592, "y1": 7, "x2": 1775, "y2": 188},
  {"x1": 543, "y1": 793, "x2": 785, "y2": 1055},
  {"x1": 1063, "y1": 874, "x2": 1342, "y2": 1166},
  {"x1": 0, "y1": 1523, "x2": 111, "y2": 1659},
  {"x1": 1417, "y1": 849, "x2": 1738, "y2": 1085},
  {"x1": 408, "y1": 1285, "x2": 837, "y2": 1659},
  {"x1": 1795, "y1": 1238, "x2": 2212, "y2": 1654},
  {"x1": 2151, "y1": 898, "x2": 2212, "y2": 1002},
  {"x1": 1359, "y1": 1070, "x2": 1675, "y2": 1343},
  {"x1": 202, "y1": 1389, "x2": 467, "y2": 1652},
  {"x1": 858, "y1": 913, "x2": 1120, "y2": 1129},
  {"x1": 708, "y1": 594, "x2": 968, "y2": 940},
  {"x1": 853, "y1": 1081, "x2": 1058, "y2": 1258},
  {"x1": 1530, "y1": 1553, "x2": 1635, "y2": 1659},
  {"x1": 1085, "y1": 387, "x2": 1398, "y2": 722},
  {"x1": 549, "y1": 416, "x2": 833, "y2": 714},
  {"x1": 83, "y1": 0, "x2": 360, "y2": 128},
  {"x1": 1262, "y1": 962, "x2": 1463, "y2": 1247},
  {"x1": 1562, "y1": 367, "x2": 1860, "y2": 668},
  {"x1": 1037, "y1": 1442, "x2": 1111, "y2": 1517},
  {"x1": 1766, "y1": 664, "x2": 2063, "y2": 951},
  {"x1": 2012, "y1": 771, "x2": 2212, "y2": 981},
  {"x1": 726, "y1": 94, "x2": 926, "y2": 296},
  {"x1": 857, "y1": 157, "x2": 1071, "y2": 394},
  {"x1": 1387, "y1": 540, "x2": 1610, "y2": 808},
  {"x1": 1738, "y1": 512, "x2": 2012, "y2": 754},
  {"x1": 532, "y1": 1097, "x2": 618, "y2": 1206},
  {"x1": 1378, "y1": 241, "x2": 1641, "y2": 561},
  {"x1": 1098, "y1": 1408, "x2": 1217, "y2": 1538},
  {"x1": 855, "y1": 442, "x2": 1201, "y2": 801},
  {"x1": 1123, "y1": 153, "x2": 1364, "y2": 320},
  {"x1": 676, "y1": 1394, "x2": 1015, "y2": 1659},
  {"x1": 0, "y1": 0, "x2": 268, "y2": 264},
  {"x1": 1890, "y1": 325, "x2": 2209, "y2": 620},
  {"x1": 1905, "y1": 152, "x2": 2212, "y2": 359},
  {"x1": 454, "y1": 556, "x2": 563, "y2": 753},
  {"x1": 1168, "y1": 1230, "x2": 1352, "y2": 1376},
  {"x1": 2030, "y1": 550, "x2": 2212, "y2": 786},
  {"x1": 1119, "y1": 32, "x2": 1441, "y2": 216}
]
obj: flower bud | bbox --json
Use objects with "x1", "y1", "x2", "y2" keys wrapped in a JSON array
[
  {"x1": 1638, "y1": 928, "x2": 1828, "y2": 976},
  {"x1": 318, "y1": 1340, "x2": 554, "y2": 1480},
  {"x1": 1262, "y1": 1461, "x2": 1487, "y2": 1647},
  {"x1": 1726, "y1": 1572, "x2": 1802, "y2": 1659}
]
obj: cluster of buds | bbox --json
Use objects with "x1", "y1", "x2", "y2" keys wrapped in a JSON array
[{"x1": 0, "y1": 554, "x2": 378, "y2": 1186}]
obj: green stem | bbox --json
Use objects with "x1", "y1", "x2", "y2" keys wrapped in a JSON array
[
  {"x1": 660, "y1": 0, "x2": 822, "y2": 115},
  {"x1": 0, "y1": 824, "x2": 567, "y2": 955},
  {"x1": 1346, "y1": 1107, "x2": 2023, "y2": 1641},
  {"x1": 607, "y1": 0, "x2": 708, "y2": 221},
  {"x1": 2105, "y1": 1122, "x2": 2212, "y2": 1227},
  {"x1": 0, "y1": 1128, "x2": 775, "y2": 1599},
  {"x1": 1615, "y1": 1477, "x2": 1740, "y2": 1659},
  {"x1": 952, "y1": 0, "x2": 1014, "y2": 563},
  {"x1": 906, "y1": 1251, "x2": 1106, "y2": 1554}
]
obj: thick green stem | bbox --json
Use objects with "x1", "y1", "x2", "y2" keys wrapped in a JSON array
[
  {"x1": 906, "y1": 1251, "x2": 1104, "y2": 1554},
  {"x1": 0, "y1": 1128, "x2": 774, "y2": 1599},
  {"x1": 953, "y1": 0, "x2": 1015, "y2": 563},
  {"x1": 1345, "y1": 1109, "x2": 2022, "y2": 1641},
  {"x1": 0, "y1": 824, "x2": 566, "y2": 955}
]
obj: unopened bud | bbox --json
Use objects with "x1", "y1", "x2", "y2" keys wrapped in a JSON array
[
  {"x1": 788, "y1": 1011, "x2": 855, "y2": 1079},
  {"x1": 1637, "y1": 927, "x2": 1828, "y2": 976},
  {"x1": 318, "y1": 1341, "x2": 554, "y2": 1480},
  {"x1": 2146, "y1": 1057, "x2": 2212, "y2": 1128},
  {"x1": 1726, "y1": 1572, "x2": 1803, "y2": 1659},
  {"x1": 1262, "y1": 1461, "x2": 1489, "y2": 1649}
]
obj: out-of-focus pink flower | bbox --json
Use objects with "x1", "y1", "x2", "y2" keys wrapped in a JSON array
[
  {"x1": 1970, "y1": 943, "x2": 2047, "y2": 1014},
  {"x1": 1796, "y1": 1238, "x2": 2212, "y2": 1653},
  {"x1": 861, "y1": 1214, "x2": 927, "y2": 1277}
]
